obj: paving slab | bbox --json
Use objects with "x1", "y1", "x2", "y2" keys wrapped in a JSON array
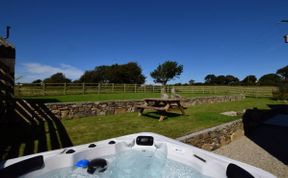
[{"x1": 214, "y1": 135, "x2": 288, "y2": 178}]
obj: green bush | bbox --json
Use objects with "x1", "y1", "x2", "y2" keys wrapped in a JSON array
[{"x1": 273, "y1": 81, "x2": 288, "y2": 100}]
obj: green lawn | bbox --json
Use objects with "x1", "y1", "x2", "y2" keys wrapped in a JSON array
[
  {"x1": 22, "y1": 92, "x2": 232, "y2": 103},
  {"x1": 62, "y1": 97, "x2": 284, "y2": 145}
]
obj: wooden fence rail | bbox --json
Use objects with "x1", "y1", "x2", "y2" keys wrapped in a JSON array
[{"x1": 14, "y1": 83, "x2": 278, "y2": 98}]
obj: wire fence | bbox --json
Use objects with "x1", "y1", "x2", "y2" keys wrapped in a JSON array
[{"x1": 14, "y1": 83, "x2": 278, "y2": 98}]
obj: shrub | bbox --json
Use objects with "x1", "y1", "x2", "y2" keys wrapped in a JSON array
[{"x1": 272, "y1": 81, "x2": 288, "y2": 100}]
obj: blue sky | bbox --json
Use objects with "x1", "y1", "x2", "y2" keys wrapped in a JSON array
[{"x1": 1, "y1": 0, "x2": 288, "y2": 83}]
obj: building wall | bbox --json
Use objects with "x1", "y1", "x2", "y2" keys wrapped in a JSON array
[{"x1": 0, "y1": 42, "x2": 16, "y2": 120}]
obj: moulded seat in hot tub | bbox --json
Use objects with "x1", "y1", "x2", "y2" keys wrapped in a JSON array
[
  {"x1": 226, "y1": 163, "x2": 254, "y2": 178},
  {"x1": 0, "y1": 156, "x2": 44, "y2": 178}
]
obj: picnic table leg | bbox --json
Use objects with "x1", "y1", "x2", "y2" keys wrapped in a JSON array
[
  {"x1": 159, "y1": 111, "x2": 166, "y2": 121},
  {"x1": 159, "y1": 115, "x2": 165, "y2": 121},
  {"x1": 138, "y1": 108, "x2": 144, "y2": 116},
  {"x1": 164, "y1": 103, "x2": 170, "y2": 112},
  {"x1": 158, "y1": 104, "x2": 170, "y2": 121},
  {"x1": 177, "y1": 102, "x2": 186, "y2": 115}
]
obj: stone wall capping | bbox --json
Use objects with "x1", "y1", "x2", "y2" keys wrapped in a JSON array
[{"x1": 45, "y1": 99, "x2": 144, "y2": 106}]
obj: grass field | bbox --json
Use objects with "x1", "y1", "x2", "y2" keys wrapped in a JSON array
[
  {"x1": 15, "y1": 83, "x2": 277, "y2": 98},
  {"x1": 62, "y1": 97, "x2": 284, "y2": 145},
  {"x1": 2, "y1": 97, "x2": 284, "y2": 159},
  {"x1": 21, "y1": 93, "x2": 226, "y2": 103}
]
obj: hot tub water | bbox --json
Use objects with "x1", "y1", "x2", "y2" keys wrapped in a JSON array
[{"x1": 41, "y1": 149, "x2": 211, "y2": 178}]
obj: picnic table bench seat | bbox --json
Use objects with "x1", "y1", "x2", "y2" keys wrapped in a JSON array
[
  {"x1": 136, "y1": 104, "x2": 187, "y2": 110},
  {"x1": 136, "y1": 105, "x2": 167, "y2": 111},
  {"x1": 135, "y1": 98, "x2": 187, "y2": 121}
]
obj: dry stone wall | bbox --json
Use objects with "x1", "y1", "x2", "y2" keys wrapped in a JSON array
[
  {"x1": 46, "y1": 100, "x2": 144, "y2": 119},
  {"x1": 180, "y1": 95, "x2": 245, "y2": 107},
  {"x1": 177, "y1": 119, "x2": 244, "y2": 151},
  {"x1": 46, "y1": 95, "x2": 245, "y2": 119}
]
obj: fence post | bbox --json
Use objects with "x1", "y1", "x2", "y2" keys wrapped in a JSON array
[
  {"x1": 17, "y1": 84, "x2": 21, "y2": 97},
  {"x1": 124, "y1": 84, "x2": 126, "y2": 93},
  {"x1": 82, "y1": 82, "x2": 85, "y2": 95},
  {"x1": 134, "y1": 84, "x2": 137, "y2": 93},
  {"x1": 98, "y1": 83, "x2": 101, "y2": 94},
  {"x1": 144, "y1": 84, "x2": 146, "y2": 93},
  {"x1": 152, "y1": 85, "x2": 154, "y2": 93},
  {"x1": 14, "y1": 84, "x2": 18, "y2": 97},
  {"x1": 64, "y1": 82, "x2": 67, "y2": 95},
  {"x1": 42, "y1": 83, "x2": 46, "y2": 96},
  {"x1": 112, "y1": 83, "x2": 114, "y2": 93}
]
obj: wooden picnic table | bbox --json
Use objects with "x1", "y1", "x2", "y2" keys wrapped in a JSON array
[{"x1": 136, "y1": 98, "x2": 186, "y2": 121}]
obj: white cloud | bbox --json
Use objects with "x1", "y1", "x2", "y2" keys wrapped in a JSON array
[{"x1": 18, "y1": 63, "x2": 84, "y2": 83}]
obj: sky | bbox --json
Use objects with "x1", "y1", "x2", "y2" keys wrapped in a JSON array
[{"x1": 1, "y1": 0, "x2": 288, "y2": 83}]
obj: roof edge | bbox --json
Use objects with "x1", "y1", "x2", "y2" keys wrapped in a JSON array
[{"x1": 0, "y1": 37, "x2": 15, "y2": 48}]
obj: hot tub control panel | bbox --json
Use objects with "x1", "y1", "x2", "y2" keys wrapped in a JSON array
[{"x1": 136, "y1": 136, "x2": 154, "y2": 146}]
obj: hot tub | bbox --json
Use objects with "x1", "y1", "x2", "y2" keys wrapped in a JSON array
[{"x1": 0, "y1": 132, "x2": 276, "y2": 178}]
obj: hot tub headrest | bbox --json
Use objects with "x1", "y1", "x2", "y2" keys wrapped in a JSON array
[{"x1": 0, "y1": 155, "x2": 44, "y2": 178}]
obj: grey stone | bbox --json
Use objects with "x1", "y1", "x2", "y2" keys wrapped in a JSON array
[
  {"x1": 202, "y1": 143, "x2": 214, "y2": 151},
  {"x1": 60, "y1": 110, "x2": 69, "y2": 118},
  {"x1": 221, "y1": 111, "x2": 238, "y2": 116},
  {"x1": 230, "y1": 129, "x2": 244, "y2": 141}
]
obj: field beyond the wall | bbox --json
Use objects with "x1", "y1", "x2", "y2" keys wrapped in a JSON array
[
  {"x1": 21, "y1": 93, "x2": 231, "y2": 103},
  {"x1": 16, "y1": 83, "x2": 277, "y2": 101}
]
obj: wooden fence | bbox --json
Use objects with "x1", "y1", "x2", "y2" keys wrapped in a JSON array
[
  {"x1": 14, "y1": 83, "x2": 278, "y2": 98},
  {"x1": 172, "y1": 85, "x2": 277, "y2": 98},
  {"x1": 15, "y1": 83, "x2": 162, "y2": 97}
]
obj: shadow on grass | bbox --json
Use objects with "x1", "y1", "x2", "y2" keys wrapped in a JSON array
[
  {"x1": 0, "y1": 99, "x2": 72, "y2": 161},
  {"x1": 141, "y1": 111, "x2": 183, "y2": 120},
  {"x1": 243, "y1": 104, "x2": 288, "y2": 165}
]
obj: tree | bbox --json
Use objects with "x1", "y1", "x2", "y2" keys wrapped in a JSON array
[
  {"x1": 215, "y1": 75, "x2": 226, "y2": 85},
  {"x1": 79, "y1": 66, "x2": 109, "y2": 83},
  {"x1": 205, "y1": 74, "x2": 239, "y2": 85},
  {"x1": 241, "y1": 75, "x2": 257, "y2": 85},
  {"x1": 109, "y1": 62, "x2": 145, "y2": 84},
  {"x1": 258, "y1": 73, "x2": 282, "y2": 86},
  {"x1": 32, "y1": 79, "x2": 42, "y2": 83},
  {"x1": 188, "y1": 79, "x2": 195, "y2": 85},
  {"x1": 79, "y1": 62, "x2": 145, "y2": 84},
  {"x1": 274, "y1": 65, "x2": 288, "y2": 99},
  {"x1": 276, "y1": 65, "x2": 288, "y2": 80},
  {"x1": 174, "y1": 83, "x2": 183, "y2": 86},
  {"x1": 150, "y1": 61, "x2": 183, "y2": 86},
  {"x1": 224, "y1": 75, "x2": 239, "y2": 85},
  {"x1": 204, "y1": 74, "x2": 216, "y2": 84},
  {"x1": 43, "y1": 73, "x2": 71, "y2": 83}
]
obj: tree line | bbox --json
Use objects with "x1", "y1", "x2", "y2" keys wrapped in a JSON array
[
  {"x1": 202, "y1": 73, "x2": 282, "y2": 86},
  {"x1": 31, "y1": 61, "x2": 288, "y2": 86},
  {"x1": 202, "y1": 65, "x2": 288, "y2": 86}
]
